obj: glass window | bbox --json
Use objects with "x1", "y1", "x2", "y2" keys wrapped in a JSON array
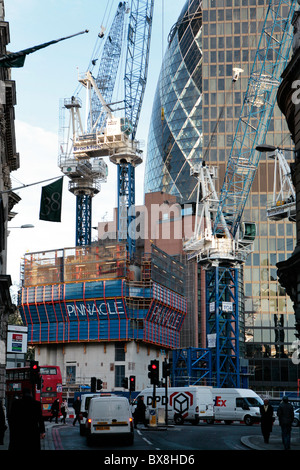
[
  {"x1": 115, "y1": 365, "x2": 125, "y2": 388},
  {"x1": 115, "y1": 343, "x2": 125, "y2": 361}
]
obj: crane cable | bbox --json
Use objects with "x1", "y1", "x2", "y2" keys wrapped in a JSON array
[{"x1": 72, "y1": 0, "x2": 116, "y2": 97}]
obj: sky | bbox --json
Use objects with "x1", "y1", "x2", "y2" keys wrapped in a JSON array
[{"x1": 4, "y1": 0, "x2": 185, "y2": 288}]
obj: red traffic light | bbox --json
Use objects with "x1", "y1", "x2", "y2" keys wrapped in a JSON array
[
  {"x1": 32, "y1": 364, "x2": 38, "y2": 370},
  {"x1": 151, "y1": 364, "x2": 157, "y2": 369}
]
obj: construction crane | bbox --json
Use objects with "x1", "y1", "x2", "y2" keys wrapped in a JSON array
[
  {"x1": 58, "y1": 2, "x2": 126, "y2": 246},
  {"x1": 256, "y1": 144, "x2": 296, "y2": 222},
  {"x1": 59, "y1": 0, "x2": 154, "y2": 253},
  {"x1": 183, "y1": 0, "x2": 298, "y2": 387}
]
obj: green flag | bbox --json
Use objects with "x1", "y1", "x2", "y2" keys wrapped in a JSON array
[
  {"x1": 39, "y1": 177, "x2": 63, "y2": 222},
  {"x1": 0, "y1": 30, "x2": 88, "y2": 68}
]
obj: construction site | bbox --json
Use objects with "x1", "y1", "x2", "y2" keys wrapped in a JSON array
[{"x1": 15, "y1": 0, "x2": 300, "y2": 394}]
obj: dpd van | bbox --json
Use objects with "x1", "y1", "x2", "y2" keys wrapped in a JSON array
[{"x1": 132, "y1": 386, "x2": 214, "y2": 425}]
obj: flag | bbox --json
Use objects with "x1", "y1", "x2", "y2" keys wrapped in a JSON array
[
  {"x1": 39, "y1": 177, "x2": 63, "y2": 222},
  {"x1": 0, "y1": 30, "x2": 88, "y2": 68}
]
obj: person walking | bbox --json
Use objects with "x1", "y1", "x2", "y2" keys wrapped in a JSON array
[
  {"x1": 133, "y1": 396, "x2": 147, "y2": 428},
  {"x1": 50, "y1": 398, "x2": 60, "y2": 423},
  {"x1": 277, "y1": 396, "x2": 294, "y2": 450},
  {"x1": 259, "y1": 398, "x2": 274, "y2": 443},
  {"x1": 8, "y1": 388, "x2": 45, "y2": 450},
  {"x1": 61, "y1": 399, "x2": 68, "y2": 424},
  {"x1": 73, "y1": 396, "x2": 81, "y2": 426}
]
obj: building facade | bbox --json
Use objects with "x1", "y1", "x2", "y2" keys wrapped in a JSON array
[
  {"x1": 0, "y1": 1, "x2": 20, "y2": 403},
  {"x1": 18, "y1": 242, "x2": 187, "y2": 391},
  {"x1": 144, "y1": 0, "x2": 299, "y2": 389}
]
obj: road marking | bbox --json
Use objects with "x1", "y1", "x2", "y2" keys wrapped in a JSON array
[{"x1": 137, "y1": 429, "x2": 160, "y2": 450}]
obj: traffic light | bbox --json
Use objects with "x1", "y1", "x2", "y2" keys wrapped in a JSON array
[
  {"x1": 122, "y1": 377, "x2": 128, "y2": 389},
  {"x1": 163, "y1": 361, "x2": 171, "y2": 378},
  {"x1": 148, "y1": 360, "x2": 159, "y2": 385},
  {"x1": 91, "y1": 376, "x2": 96, "y2": 392},
  {"x1": 30, "y1": 360, "x2": 40, "y2": 385},
  {"x1": 129, "y1": 375, "x2": 136, "y2": 392},
  {"x1": 96, "y1": 379, "x2": 103, "y2": 391}
]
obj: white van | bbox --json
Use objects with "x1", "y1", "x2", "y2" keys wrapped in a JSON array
[
  {"x1": 78, "y1": 393, "x2": 100, "y2": 436},
  {"x1": 132, "y1": 386, "x2": 214, "y2": 425},
  {"x1": 86, "y1": 396, "x2": 134, "y2": 446},
  {"x1": 211, "y1": 388, "x2": 263, "y2": 426}
]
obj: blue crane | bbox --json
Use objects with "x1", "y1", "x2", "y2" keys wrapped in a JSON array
[
  {"x1": 59, "y1": 0, "x2": 154, "y2": 252},
  {"x1": 89, "y1": 2, "x2": 127, "y2": 132},
  {"x1": 209, "y1": 0, "x2": 298, "y2": 387},
  {"x1": 184, "y1": 0, "x2": 298, "y2": 387},
  {"x1": 117, "y1": 0, "x2": 154, "y2": 257}
]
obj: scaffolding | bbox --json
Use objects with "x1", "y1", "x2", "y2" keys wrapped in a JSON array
[{"x1": 19, "y1": 243, "x2": 187, "y2": 349}]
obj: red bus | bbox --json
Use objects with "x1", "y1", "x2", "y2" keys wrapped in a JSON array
[{"x1": 6, "y1": 365, "x2": 63, "y2": 419}]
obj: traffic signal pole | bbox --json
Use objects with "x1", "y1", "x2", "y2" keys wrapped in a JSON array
[
  {"x1": 164, "y1": 359, "x2": 168, "y2": 426},
  {"x1": 148, "y1": 360, "x2": 159, "y2": 427}
]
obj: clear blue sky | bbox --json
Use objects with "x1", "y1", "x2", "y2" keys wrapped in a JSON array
[{"x1": 4, "y1": 0, "x2": 185, "y2": 287}]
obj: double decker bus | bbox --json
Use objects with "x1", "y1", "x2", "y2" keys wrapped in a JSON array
[{"x1": 6, "y1": 365, "x2": 63, "y2": 419}]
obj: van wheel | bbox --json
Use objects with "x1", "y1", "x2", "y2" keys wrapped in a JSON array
[
  {"x1": 244, "y1": 415, "x2": 252, "y2": 426},
  {"x1": 174, "y1": 414, "x2": 184, "y2": 425}
]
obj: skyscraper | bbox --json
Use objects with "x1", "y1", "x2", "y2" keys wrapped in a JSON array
[{"x1": 145, "y1": 0, "x2": 299, "y2": 389}]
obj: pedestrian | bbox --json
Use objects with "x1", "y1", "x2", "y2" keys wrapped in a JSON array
[
  {"x1": 73, "y1": 396, "x2": 81, "y2": 426},
  {"x1": 0, "y1": 401, "x2": 7, "y2": 445},
  {"x1": 277, "y1": 396, "x2": 294, "y2": 450},
  {"x1": 61, "y1": 399, "x2": 68, "y2": 424},
  {"x1": 50, "y1": 398, "x2": 60, "y2": 423},
  {"x1": 133, "y1": 396, "x2": 147, "y2": 428},
  {"x1": 259, "y1": 398, "x2": 274, "y2": 443},
  {"x1": 8, "y1": 388, "x2": 45, "y2": 450}
]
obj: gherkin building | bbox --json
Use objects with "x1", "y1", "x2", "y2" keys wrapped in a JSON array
[{"x1": 144, "y1": 0, "x2": 202, "y2": 203}]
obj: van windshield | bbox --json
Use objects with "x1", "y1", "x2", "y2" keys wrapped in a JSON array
[
  {"x1": 93, "y1": 401, "x2": 129, "y2": 419},
  {"x1": 246, "y1": 397, "x2": 263, "y2": 407}
]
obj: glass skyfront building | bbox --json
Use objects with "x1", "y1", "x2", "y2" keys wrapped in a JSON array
[
  {"x1": 145, "y1": 0, "x2": 299, "y2": 389},
  {"x1": 145, "y1": 0, "x2": 202, "y2": 203}
]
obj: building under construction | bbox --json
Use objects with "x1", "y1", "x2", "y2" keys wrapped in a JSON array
[{"x1": 18, "y1": 238, "x2": 187, "y2": 391}]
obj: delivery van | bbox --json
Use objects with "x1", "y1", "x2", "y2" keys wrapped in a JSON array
[
  {"x1": 132, "y1": 386, "x2": 214, "y2": 425},
  {"x1": 211, "y1": 388, "x2": 263, "y2": 426},
  {"x1": 85, "y1": 396, "x2": 134, "y2": 446}
]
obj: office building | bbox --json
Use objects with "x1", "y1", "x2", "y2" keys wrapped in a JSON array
[{"x1": 145, "y1": 0, "x2": 299, "y2": 389}]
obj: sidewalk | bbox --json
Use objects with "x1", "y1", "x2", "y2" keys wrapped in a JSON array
[
  {"x1": 0, "y1": 419, "x2": 68, "y2": 451},
  {"x1": 241, "y1": 433, "x2": 300, "y2": 451}
]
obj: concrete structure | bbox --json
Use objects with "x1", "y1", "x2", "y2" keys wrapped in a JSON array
[{"x1": 0, "y1": 1, "x2": 20, "y2": 403}]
